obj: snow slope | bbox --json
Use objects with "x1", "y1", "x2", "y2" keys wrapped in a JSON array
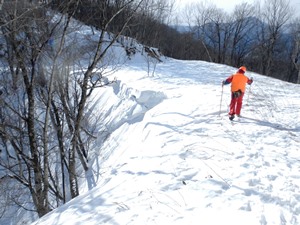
[{"x1": 30, "y1": 51, "x2": 300, "y2": 225}]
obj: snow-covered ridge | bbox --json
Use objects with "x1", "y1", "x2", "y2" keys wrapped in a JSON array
[{"x1": 30, "y1": 53, "x2": 300, "y2": 225}]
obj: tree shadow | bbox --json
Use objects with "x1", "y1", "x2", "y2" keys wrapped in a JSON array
[{"x1": 241, "y1": 116, "x2": 300, "y2": 132}]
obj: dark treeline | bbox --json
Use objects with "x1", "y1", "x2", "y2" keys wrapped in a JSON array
[{"x1": 51, "y1": 0, "x2": 300, "y2": 83}]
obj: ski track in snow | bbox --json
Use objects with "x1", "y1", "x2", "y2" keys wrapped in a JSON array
[{"x1": 30, "y1": 56, "x2": 300, "y2": 225}]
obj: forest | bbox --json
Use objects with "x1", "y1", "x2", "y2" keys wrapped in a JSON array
[{"x1": 60, "y1": 0, "x2": 300, "y2": 83}]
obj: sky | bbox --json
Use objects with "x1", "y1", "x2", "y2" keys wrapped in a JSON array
[{"x1": 7, "y1": 21, "x2": 298, "y2": 225}]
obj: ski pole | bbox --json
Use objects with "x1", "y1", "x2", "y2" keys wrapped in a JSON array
[
  {"x1": 246, "y1": 77, "x2": 253, "y2": 105},
  {"x1": 219, "y1": 83, "x2": 224, "y2": 116}
]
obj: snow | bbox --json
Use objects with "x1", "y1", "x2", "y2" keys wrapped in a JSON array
[
  {"x1": 28, "y1": 34, "x2": 300, "y2": 225},
  {"x1": 29, "y1": 55, "x2": 300, "y2": 225}
]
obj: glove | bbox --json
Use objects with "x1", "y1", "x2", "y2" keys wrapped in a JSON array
[{"x1": 249, "y1": 77, "x2": 253, "y2": 85}]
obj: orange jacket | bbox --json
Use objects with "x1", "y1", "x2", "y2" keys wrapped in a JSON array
[{"x1": 224, "y1": 72, "x2": 252, "y2": 92}]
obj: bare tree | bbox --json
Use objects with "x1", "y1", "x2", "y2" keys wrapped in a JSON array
[
  {"x1": 254, "y1": 0, "x2": 292, "y2": 76},
  {"x1": 0, "y1": 0, "x2": 145, "y2": 220},
  {"x1": 289, "y1": 17, "x2": 300, "y2": 83},
  {"x1": 131, "y1": 0, "x2": 175, "y2": 48},
  {"x1": 183, "y1": 1, "x2": 217, "y2": 62},
  {"x1": 229, "y1": 2, "x2": 256, "y2": 67},
  {"x1": 64, "y1": 0, "x2": 144, "y2": 198},
  {"x1": 0, "y1": 0, "x2": 60, "y2": 217}
]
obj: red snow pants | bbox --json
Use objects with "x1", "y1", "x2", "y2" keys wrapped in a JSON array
[{"x1": 229, "y1": 92, "x2": 244, "y2": 116}]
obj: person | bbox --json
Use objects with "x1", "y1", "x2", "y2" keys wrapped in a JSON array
[{"x1": 222, "y1": 66, "x2": 253, "y2": 120}]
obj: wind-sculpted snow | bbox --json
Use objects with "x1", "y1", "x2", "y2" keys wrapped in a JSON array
[{"x1": 104, "y1": 79, "x2": 167, "y2": 131}]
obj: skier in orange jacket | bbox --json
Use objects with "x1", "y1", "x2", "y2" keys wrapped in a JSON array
[{"x1": 222, "y1": 66, "x2": 253, "y2": 120}]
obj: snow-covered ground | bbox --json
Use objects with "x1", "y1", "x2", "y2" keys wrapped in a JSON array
[{"x1": 28, "y1": 47, "x2": 300, "y2": 225}]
